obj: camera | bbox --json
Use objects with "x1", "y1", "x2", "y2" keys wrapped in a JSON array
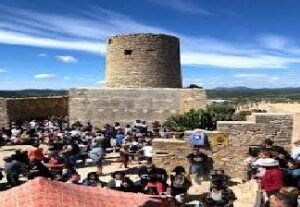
[
  {"x1": 210, "y1": 169, "x2": 228, "y2": 188},
  {"x1": 249, "y1": 145, "x2": 262, "y2": 157}
]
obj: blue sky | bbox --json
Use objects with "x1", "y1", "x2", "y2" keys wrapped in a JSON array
[{"x1": 0, "y1": 0, "x2": 299, "y2": 90}]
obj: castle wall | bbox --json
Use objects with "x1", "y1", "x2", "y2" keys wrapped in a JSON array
[
  {"x1": 106, "y1": 33, "x2": 182, "y2": 88},
  {"x1": 69, "y1": 88, "x2": 206, "y2": 127},
  {"x1": 0, "y1": 96, "x2": 68, "y2": 126},
  {"x1": 214, "y1": 113, "x2": 293, "y2": 178}
]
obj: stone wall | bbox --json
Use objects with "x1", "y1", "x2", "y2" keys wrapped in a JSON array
[
  {"x1": 0, "y1": 100, "x2": 8, "y2": 127},
  {"x1": 214, "y1": 113, "x2": 293, "y2": 178},
  {"x1": 294, "y1": 113, "x2": 300, "y2": 141},
  {"x1": 152, "y1": 139, "x2": 193, "y2": 173},
  {"x1": 0, "y1": 96, "x2": 68, "y2": 126},
  {"x1": 237, "y1": 101, "x2": 300, "y2": 143},
  {"x1": 69, "y1": 88, "x2": 206, "y2": 127},
  {"x1": 106, "y1": 33, "x2": 182, "y2": 88}
]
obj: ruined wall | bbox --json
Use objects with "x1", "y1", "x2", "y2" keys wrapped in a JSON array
[
  {"x1": 69, "y1": 88, "x2": 206, "y2": 127},
  {"x1": 214, "y1": 113, "x2": 293, "y2": 178},
  {"x1": 106, "y1": 33, "x2": 182, "y2": 88},
  {"x1": 0, "y1": 96, "x2": 68, "y2": 126}
]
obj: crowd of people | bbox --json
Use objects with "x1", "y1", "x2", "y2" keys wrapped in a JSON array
[
  {"x1": 244, "y1": 139, "x2": 300, "y2": 207},
  {"x1": 0, "y1": 117, "x2": 299, "y2": 207}
]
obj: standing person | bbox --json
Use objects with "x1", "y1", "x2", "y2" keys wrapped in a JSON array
[
  {"x1": 187, "y1": 147, "x2": 208, "y2": 184},
  {"x1": 119, "y1": 145, "x2": 130, "y2": 168},
  {"x1": 89, "y1": 139, "x2": 105, "y2": 175},
  {"x1": 139, "y1": 142, "x2": 153, "y2": 164}
]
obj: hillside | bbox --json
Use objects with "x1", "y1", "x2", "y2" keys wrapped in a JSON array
[
  {"x1": 0, "y1": 88, "x2": 300, "y2": 104},
  {"x1": 0, "y1": 89, "x2": 68, "y2": 98},
  {"x1": 207, "y1": 87, "x2": 300, "y2": 104}
]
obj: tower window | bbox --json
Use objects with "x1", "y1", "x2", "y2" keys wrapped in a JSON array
[
  {"x1": 108, "y1": 39, "x2": 112, "y2": 44},
  {"x1": 124, "y1": 49, "x2": 132, "y2": 55}
]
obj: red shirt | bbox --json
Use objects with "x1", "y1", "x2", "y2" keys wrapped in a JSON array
[
  {"x1": 261, "y1": 168, "x2": 284, "y2": 193},
  {"x1": 28, "y1": 147, "x2": 44, "y2": 161},
  {"x1": 146, "y1": 182, "x2": 165, "y2": 194}
]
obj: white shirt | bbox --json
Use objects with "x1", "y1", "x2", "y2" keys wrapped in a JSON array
[
  {"x1": 292, "y1": 146, "x2": 300, "y2": 160},
  {"x1": 142, "y1": 146, "x2": 153, "y2": 157}
]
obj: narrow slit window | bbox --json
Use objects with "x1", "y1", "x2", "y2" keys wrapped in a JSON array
[
  {"x1": 124, "y1": 49, "x2": 132, "y2": 55},
  {"x1": 108, "y1": 39, "x2": 112, "y2": 44}
]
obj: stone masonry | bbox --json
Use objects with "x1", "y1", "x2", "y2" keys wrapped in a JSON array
[
  {"x1": 214, "y1": 113, "x2": 293, "y2": 178},
  {"x1": 106, "y1": 33, "x2": 182, "y2": 88},
  {"x1": 69, "y1": 88, "x2": 206, "y2": 128},
  {"x1": 152, "y1": 113, "x2": 293, "y2": 178},
  {"x1": 0, "y1": 96, "x2": 68, "y2": 126},
  {"x1": 69, "y1": 33, "x2": 207, "y2": 127}
]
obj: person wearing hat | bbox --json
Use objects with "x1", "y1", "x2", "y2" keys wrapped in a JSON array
[{"x1": 260, "y1": 158, "x2": 284, "y2": 196}]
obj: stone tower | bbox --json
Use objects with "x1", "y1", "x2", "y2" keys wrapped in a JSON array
[{"x1": 105, "y1": 33, "x2": 182, "y2": 88}]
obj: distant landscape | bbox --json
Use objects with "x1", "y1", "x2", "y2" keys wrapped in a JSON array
[{"x1": 0, "y1": 87, "x2": 300, "y2": 104}]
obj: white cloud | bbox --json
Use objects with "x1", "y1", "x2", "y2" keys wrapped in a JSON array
[
  {"x1": 258, "y1": 34, "x2": 300, "y2": 55},
  {"x1": 0, "y1": 68, "x2": 7, "y2": 73},
  {"x1": 38, "y1": 53, "x2": 48, "y2": 57},
  {"x1": 56, "y1": 55, "x2": 78, "y2": 63},
  {"x1": 182, "y1": 53, "x2": 300, "y2": 69},
  {"x1": 34, "y1": 73, "x2": 55, "y2": 79},
  {"x1": 0, "y1": 6, "x2": 300, "y2": 70},
  {"x1": 234, "y1": 73, "x2": 280, "y2": 82},
  {"x1": 96, "y1": 80, "x2": 106, "y2": 85},
  {"x1": 63, "y1": 76, "x2": 71, "y2": 80},
  {"x1": 148, "y1": 0, "x2": 212, "y2": 15},
  {"x1": 0, "y1": 30, "x2": 105, "y2": 54}
]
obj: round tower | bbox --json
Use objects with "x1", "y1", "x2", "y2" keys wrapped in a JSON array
[{"x1": 105, "y1": 33, "x2": 182, "y2": 88}]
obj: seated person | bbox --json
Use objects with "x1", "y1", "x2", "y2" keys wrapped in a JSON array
[
  {"x1": 107, "y1": 171, "x2": 125, "y2": 190},
  {"x1": 4, "y1": 155, "x2": 25, "y2": 187},
  {"x1": 284, "y1": 159, "x2": 300, "y2": 188},
  {"x1": 144, "y1": 174, "x2": 165, "y2": 195},
  {"x1": 47, "y1": 151, "x2": 65, "y2": 176},
  {"x1": 170, "y1": 166, "x2": 191, "y2": 196},
  {"x1": 170, "y1": 166, "x2": 191, "y2": 205},
  {"x1": 66, "y1": 173, "x2": 81, "y2": 184},
  {"x1": 27, "y1": 159, "x2": 53, "y2": 180},
  {"x1": 205, "y1": 182, "x2": 236, "y2": 207},
  {"x1": 61, "y1": 164, "x2": 78, "y2": 182},
  {"x1": 82, "y1": 172, "x2": 101, "y2": 187},
  {"x1": 138, "y1": 163, "x2": 167, "y2": 188}
]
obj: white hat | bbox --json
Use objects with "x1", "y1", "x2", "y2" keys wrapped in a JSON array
[{"x1": 259, "y1": 158, "x2": 279, "y2": 167}]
